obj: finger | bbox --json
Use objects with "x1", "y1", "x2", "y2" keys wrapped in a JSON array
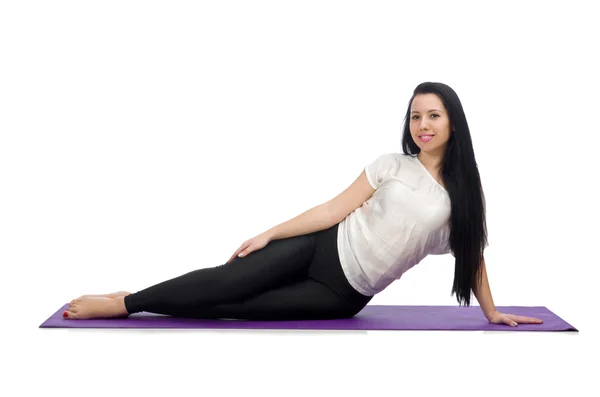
[
  {"x1": 509, "y1": 315, "x2": 539, "y2": 323},
  {"x1": 500, "y1": 316, "x2": 518, "y2": 327},
  {"x1": 229, "y1": 243, "x2": 248, "y2": 261},
  {"x1": 506, "y1": 314, "x2": 544, "y2": 324},
  {"x1": 228, "y1": 249, "x2": 243, "y2": 263},
  {"x1": 517, "y1": 316, "x2": 544, "y2": 324},
  {"x1": 227, "y1": 251, "x2": 238, "y2": 262}
]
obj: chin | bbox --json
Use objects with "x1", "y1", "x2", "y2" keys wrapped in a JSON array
[{"x1": 417, "y1": 145, "x2": 443, "y2": 154}]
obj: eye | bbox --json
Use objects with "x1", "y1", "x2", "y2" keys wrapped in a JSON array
[{"x1": 412, "y1": 114, "x2": 440, "y2": 120}]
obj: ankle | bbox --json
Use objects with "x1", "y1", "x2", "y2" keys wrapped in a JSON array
[{"x1": 112, "y1": 296, "x2": 130, "y2": 315}]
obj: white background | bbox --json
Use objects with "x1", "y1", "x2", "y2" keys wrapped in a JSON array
[{"x1": 1, "y1": 1, "x2": 598, "y2": 396}]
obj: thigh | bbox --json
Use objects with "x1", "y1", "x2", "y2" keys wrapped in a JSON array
[
  {"x1": 172, "y1": 278, "x2": 358, "y2": 321},
  {"x1": 213, "y1": 231, "x2": 320, "y2": 295}
]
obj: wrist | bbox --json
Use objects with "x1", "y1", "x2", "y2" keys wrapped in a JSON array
[
  {"x1": 263, "y1": 230, "x2": 275, "y2": 242},
  {"x1": 484, "y1": 309, "x2": 498, "y2": 321}
]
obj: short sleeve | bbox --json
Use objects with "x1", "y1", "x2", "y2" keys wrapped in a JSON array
[{"x1": 364, "y1": 153, "x2": 398, "y2": 190}]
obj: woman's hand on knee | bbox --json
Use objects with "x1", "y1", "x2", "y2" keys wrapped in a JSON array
[{"x1": 227, "y1": 233, "x2": 272, "y2": 263}]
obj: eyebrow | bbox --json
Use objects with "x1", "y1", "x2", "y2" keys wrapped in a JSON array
[{"x1": 411, "y1": 109, "x2": 443, "y2": 113}]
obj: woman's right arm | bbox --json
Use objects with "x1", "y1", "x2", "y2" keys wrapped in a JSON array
[
  {"x1": 265, "y1": 170, "x2": 375, "y2": 241},
  {"x1": 264, "y1": 203, "x2": 335, "y2": 241}
]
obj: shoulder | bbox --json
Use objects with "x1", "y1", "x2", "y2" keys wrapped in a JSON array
[
  {"x1": 366, "y1": 152, "x2": 415, "y2": 174},
  {"x1": 372, "y1": 151, "x2": 408, "y2": 164}
]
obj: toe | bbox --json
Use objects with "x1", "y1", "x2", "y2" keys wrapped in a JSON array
[{"x1": 68, "y1": 305, "x2": 79, "y2": 316}]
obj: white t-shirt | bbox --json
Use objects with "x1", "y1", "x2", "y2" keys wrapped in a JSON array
[{"x1": 336, "y1": 152, "x2": 453, "y2": 296}]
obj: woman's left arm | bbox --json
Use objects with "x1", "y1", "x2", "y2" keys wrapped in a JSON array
[{"x1": 473, "y1": 256, "x2": 543, "y2": 327}]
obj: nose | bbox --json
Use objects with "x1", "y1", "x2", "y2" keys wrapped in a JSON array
[{"x1": 419, "y1": 118, "x2": 430, "y2": 130}]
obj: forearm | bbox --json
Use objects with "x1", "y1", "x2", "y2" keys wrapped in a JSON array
[
  {"x1": 264, "y1": 203, "x2": 336, "y2": 241},
  {"x1": 472, "y1": 256, "x2": 497, "y2": 320}
]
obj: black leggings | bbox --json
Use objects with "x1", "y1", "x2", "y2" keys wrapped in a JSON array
[{"x1": 123, "y1": 223, "x2": 373, "y2": 320}]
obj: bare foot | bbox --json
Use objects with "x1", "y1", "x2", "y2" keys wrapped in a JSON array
[
  {"x1": 64, "y1": 296, "x2": 129, "y2": 320},
  {"x1": 69, "y1": 291, "x2": 131, "y2": 307}
]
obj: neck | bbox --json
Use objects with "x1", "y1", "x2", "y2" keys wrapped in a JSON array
[{"x1": 417, "y1": 150, "x2": 444, "y2": 170}]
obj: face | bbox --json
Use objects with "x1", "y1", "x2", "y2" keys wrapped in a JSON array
[{"x1": 409, "y1": 93, "x2": 453, "y2": 156}]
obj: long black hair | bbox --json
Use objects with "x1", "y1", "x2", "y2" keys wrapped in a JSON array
[{"x1": 401, "y1": 82, "x2": 488, "y2": 306}]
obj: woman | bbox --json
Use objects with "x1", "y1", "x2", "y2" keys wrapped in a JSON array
[{"x1": 65, "y1": 82, "x2": 543, "y2": 327}]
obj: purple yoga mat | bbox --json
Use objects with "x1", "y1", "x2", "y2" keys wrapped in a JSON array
[{"x1": 39, "y1": 304, "x2": 577, "y2": 331}]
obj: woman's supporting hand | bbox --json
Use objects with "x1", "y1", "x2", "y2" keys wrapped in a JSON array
[{"x1": 487, "y1": 310, "x2": 544, "y2": 327}]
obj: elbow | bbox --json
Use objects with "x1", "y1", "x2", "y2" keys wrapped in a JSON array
[{"x1": 323, "y1": 203, "x2": 343, "y2": 227}]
